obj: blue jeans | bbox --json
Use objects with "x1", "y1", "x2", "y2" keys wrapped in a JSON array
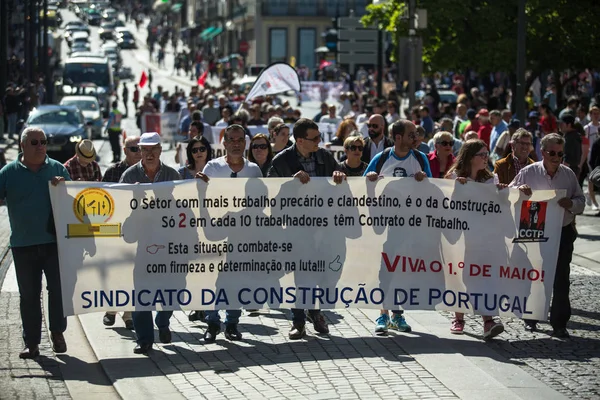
[
  {"x1": 12, "y1": 243, "x2": 67, "y2": 345},
  {"x1": 7, "y1": 113, "x2": 17, "y2": 136},
  {"x1": 132, "y1": 311, "x2": 172, "y2": 345},
  {"x1": 205, "y1": 310, "x2": 241, "y2": 326}
]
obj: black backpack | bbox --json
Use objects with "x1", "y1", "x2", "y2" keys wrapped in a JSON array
[{"x1": 375, "y1": 148, "x2": 426, "y2": 174}]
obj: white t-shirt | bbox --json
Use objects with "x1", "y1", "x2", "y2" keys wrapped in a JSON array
[
  {"x1": 585, "y1": 122, "x2": 599, "y2": 161},
  {"x1": 202, "y1": 157, "x2": 262, "y2": 178},
  {"x1": 365, "y1": 149, "x2": 432, "y2": 178}
]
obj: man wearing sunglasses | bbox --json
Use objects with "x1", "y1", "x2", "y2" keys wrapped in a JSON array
[
  {"x1": 268, "y1": 118, "x2": 346, "y2": 339},
  {"x1": 361, "y1": 114, "x2": 393, "y2": 164},
  {"x1": 119, "y1": 132, "x2": 182, "y2": 354},
  {"x1": 101, "y1": 135, "x2": 142, "y2": 330},
  {"x1": 0, "y1": 127, "x2": 71, "y2": 359},
  {"x1": 510, "y1": 133, "x2": 585, "y2": 338}
]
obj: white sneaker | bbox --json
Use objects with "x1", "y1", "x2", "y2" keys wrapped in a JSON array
[{"x1": 593, "y1": 204, "x2": 599, "y2": 212}]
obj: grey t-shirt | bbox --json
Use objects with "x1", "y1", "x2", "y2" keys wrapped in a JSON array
[{"x1": 120, "y1": 161, "x2": 182, "y2": 183}]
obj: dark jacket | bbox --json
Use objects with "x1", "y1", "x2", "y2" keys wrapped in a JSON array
[
  {"x1": 563, "y1": 130, "x2": 582, "y2": 176},
  {"x1": 267, "y1": 144, "x2": 340, "y2": 177},
  {"x1": 493, "y1": 154, "x2": 535, "y2": 185},
  {"x1": 361, "y1": 136, "x2": 394, "y2": 164}
]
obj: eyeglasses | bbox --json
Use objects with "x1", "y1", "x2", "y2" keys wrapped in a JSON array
[
  {"x1": 515, "y1": 141, "x2": 532, "y2": 147},
  {"x1": 303, "y1": 135, "x2": 321, "y2": 143},
  {"x1": 191, "y1": 146, "x2": 207, "y2": 154},
  {"x1": 544, "y1": 150, "x2": 564, "y2": 157},
  {"x1": 367, "y1": 124, "x2": 379, "y2": 129},
  {"x1": 346, "y1": 145, "x2": 364, "y2": 152},
  {"x1": 437, "y1": 140, "x2": 454, "y2": 147},
  {"x1": 141, "y1": 146, "x2": 161, "y2": 154},
  {"x1": 475, "y1": 151, "x2": 489, "y2": 158},
  {"x1": 30, "y1": 139, "x2": 48, "y2": 146},
  {"x1": 230, "y1": 172, "x2": 238, "y2": 178},
  {"x1": 251, "y1": 144, "x2": 269, "y2": 150},
  {"x1": 127, "y1": 146, "x2": 140, "y2": 152}
]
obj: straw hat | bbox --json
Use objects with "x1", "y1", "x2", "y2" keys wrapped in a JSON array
[{"x1": 76, "y1": 139, "x2": 96, "y2": 162}]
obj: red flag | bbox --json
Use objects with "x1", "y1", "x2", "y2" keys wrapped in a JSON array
[
  {"x1": 139, "y1": 71, "x2": 148, "y2": 88},
  {"x1": 197, "y1": 69, "x2": 208, "y2": 87}
]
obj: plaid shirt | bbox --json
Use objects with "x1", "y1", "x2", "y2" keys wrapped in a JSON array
[
  {"x1": 64, "y1": 156, "x2": 102, "y2": 182},
  {"x1": 297, "y1": 148, "x2": 317, "y2": 177},
  {"x1": 102, "y1": 160, "x2": 130, "y2": 183},
  {"x1": 513, "y1": 156, "x2": 524, "y2": 176}
]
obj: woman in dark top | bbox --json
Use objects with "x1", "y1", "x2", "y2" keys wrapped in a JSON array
[
  {"x1": 329, "y1": 119, "x2": 357, "y2": 147},
  {"x1": 339, "y1": 136, "x2": 368, "y2": 176},
  {"x1": 177, "y1": 136, "x2": 212, "y2": 180},
  {"x1": 248, "y1": 133, "x2": 274, "y2": 177}
]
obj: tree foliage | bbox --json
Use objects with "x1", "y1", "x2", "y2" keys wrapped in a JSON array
[{"x1": 362, "y1": 0, "x2": 600, "y2": 77}]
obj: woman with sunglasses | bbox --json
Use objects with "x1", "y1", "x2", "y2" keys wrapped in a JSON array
[
  {"x1": 177, "y1": 136, "x2": 212, "y2": 180},
  {"x1": 340, "y1": 135, "x2": 368, "y2": 176},
  {"x1": 445, "y1": 139, "x2": 507, "y2": 339},
  {"x1": 428, "y1": 131, "x2": 456, "y2": 178},
  {"x1": 248, "y1": 133, "x2": 274, "y2": 177}
]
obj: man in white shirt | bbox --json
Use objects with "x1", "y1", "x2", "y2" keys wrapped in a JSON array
[
  {"x1": 585, "y1": 106, "x2": 600, "y2": 210},
  {"x1": 319, "y1": 104, "x2": 342, "y2": 127},
  {"x1": 196, "y1": 124, "x2": 262, "y2": 343}
]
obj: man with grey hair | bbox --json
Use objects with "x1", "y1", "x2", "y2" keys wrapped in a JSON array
[
  {"x1": 0, "y1": 127, "x2": 71, "y2": 358},
  {"x1": 494, "y1": 128, "x2": 535, "y2": 184},
  {"x1": 510, "y1": 133, "x2": 585, "y2": 338}
]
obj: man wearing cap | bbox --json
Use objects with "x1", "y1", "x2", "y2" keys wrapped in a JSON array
[
  {"x1": 0, "y1": 127, "x2": 70, "y2": 359},
  {"x1": 476, "y1": 109, "x2": 492, "y2": 148},
  {"x1": 119, "y1": 132, "x2": 181, "y2": 354},
  {"x1": 101, "y1": 135, "x2": 142, "y2": 330},
  {"x1": 494, "y1": 128, "x2": 535, "y2": 184},
  {"x1": 559, "y1": 114, "x2": 582, "y2": 177},
  {"x1": 64, "y1": 140, "x2": 102, "y2": 182}
]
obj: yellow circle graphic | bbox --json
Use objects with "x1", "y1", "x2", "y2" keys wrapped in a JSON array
[{"x1": 73, "y1": 188, "x2": 115, "y2": 224}]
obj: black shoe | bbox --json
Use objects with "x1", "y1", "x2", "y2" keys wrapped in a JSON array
[
  {"x1": 524, "y1": 321, "x2": 538, "y2": 332},
  {"x1": 551, "y1": 328, "x2": 570, "y2": 339},
  {"x1": 289, "y1": 322, "x2": 306, "y2": 340},
  {"x1": 19, "y1": 345, "x2": 40, "y2": 359},
  {"x1": 203, "y1": 323, "x2": 220, "y2": 343},
  {"x1": 103, "y1": 313, "x2": 116, "y2": 326},
  {"x1": 159, "y1": 328, "x2": 172, "y2": 344},
  {"x1": 310, "y1": 312, "x2": 329, "y2": 334},
  {"x1": 134, "y1": 343, "x2": 152, "y2": 354},
  {"x1": 125, "y1": 319, "x2": 134, "y2": 330},
  {"x1": 188, "y1": 310, "x2": 205, "y2": 322},
  {"x1": 224, "y1": 324, "x2": 242, "y2": 341},
  {"x1": 51, "y1": 332, "x2": 67, "y2": 353}
]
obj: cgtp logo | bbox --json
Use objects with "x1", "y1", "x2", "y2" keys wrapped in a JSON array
[{"x1": 513, "y1": 201, "x2": 549, "y2": 243}]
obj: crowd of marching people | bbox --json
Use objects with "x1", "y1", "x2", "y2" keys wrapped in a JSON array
[{"x1": 0, "y1": 71, "x2": 597, "y2": 357}]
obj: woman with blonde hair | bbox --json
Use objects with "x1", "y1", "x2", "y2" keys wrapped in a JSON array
[
  {"x1": 340, "y1": 135, "x2": 368, "y2": 176},
  {"x1": 445, "y1": 139, "x2": 507, "y2": 339}
]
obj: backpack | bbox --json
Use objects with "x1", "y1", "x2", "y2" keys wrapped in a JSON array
[{"x1": 375, "y1": 147, "x2": 426, "y2": 174}]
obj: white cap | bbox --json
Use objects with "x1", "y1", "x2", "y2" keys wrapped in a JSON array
[{"x1": 139, "y1": 132, "x2": 161, "y2": 146}]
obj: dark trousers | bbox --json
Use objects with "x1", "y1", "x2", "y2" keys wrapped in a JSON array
[
  {"x1": 291, "y1": 308, "x2": 321, "y2": 325},
  {"x1": 108, "y1": 129, "x2": 121, "y2": 161},
  {"x1": 132, "y1": 311, "x2": 172, "y2": 345},
  {"x1": 12, "y1": 243, "x2": 67, "y2": 345},
  {"x1": 525, "y1": 224, "x2": 576, "y2": 329}
]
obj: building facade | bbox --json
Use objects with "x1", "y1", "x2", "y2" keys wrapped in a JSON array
[{"x1": 191, "y1": 0, "x2": 371, "y2": 68}]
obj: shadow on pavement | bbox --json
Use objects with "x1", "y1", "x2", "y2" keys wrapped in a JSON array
[{"x1": 572, "y1": 308, "x2": 600, "y2": 321}]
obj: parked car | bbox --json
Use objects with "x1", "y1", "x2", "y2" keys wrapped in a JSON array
[
  {"x1": 22, "y1": 105, "x2": 91, "y2": 161},
  {"x1": 59, "y1": 96, "x2": 103, "y2": 139},
  {"x1": 98, "y1": 21, "x2": 115, "y2": 41}
]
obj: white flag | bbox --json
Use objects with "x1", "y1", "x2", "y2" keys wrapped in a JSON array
[{"x1": 245, "y1": 62, "x2": 301, "y2": 102}]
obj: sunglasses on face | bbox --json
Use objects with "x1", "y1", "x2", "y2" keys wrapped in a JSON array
[
  {"x1": 475, "y1": 151, "x2": 489, "y2": 158},
  {"x1": 544, "y1": 150, "x2": 564, "y2": 157},
  {"x1": 251, "y1": 143, "x2": 269, "y2": 150},
  {"x1": 346, "y1": 145, "x2": 364, "y2": 152},
  {"x1": 191, "y1": 146, "x2": 207, "y2": 154},
  {"x1": 30, "y1": 139, "x2": 48, "y2": 146},
  {"x1": 437, "y1": 140, "x2": 454, "y2": 147},
  {"x1": 127, "y1": 146, "x2": 140, "y2": 152},
  {"x1": 303, "y1": 135, "x2": 321, "y2": 143},
  {"x1": 367, "y1": 124, "x2": 379, "y2": 129}
]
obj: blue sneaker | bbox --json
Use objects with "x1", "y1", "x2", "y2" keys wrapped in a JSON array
[
  {"x1": 390, "y1": 313, "x2": 412, "y2": 332},
  {"x1": 375, "y1": 314, "x2": 390, "y2": 334}
]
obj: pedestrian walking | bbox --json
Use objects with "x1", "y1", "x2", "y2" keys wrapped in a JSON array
[
  {"x1": 122, "y1": 83, "x2": 129, "y2": 118},
  {"x1": 132, "y1": 84, "x2": 140, "y2": 111},
  {"x1": 0, "y1": 127, "x2": 70, "y2": 359},
  {"x1": 105, "y1": 101, "x2": 123, "y2": 163}
]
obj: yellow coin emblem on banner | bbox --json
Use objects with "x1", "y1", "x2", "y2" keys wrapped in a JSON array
[{"x1": 68, "y1": 188, "x2": 121, "y2": 238}]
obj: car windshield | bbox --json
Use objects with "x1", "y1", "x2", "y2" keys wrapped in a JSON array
[
  {"x1": 101, "y1": 23, "x2": 114, "y2": 29},
  {"x1": 62, "y1": 100, "x2": 98, "y2": 111},
  {"x1": 28, "y1": 110, "x2": 82, "y2": 125},
  {"x1": 64, "y1": 62, "x2": 110, "y2": 87}
]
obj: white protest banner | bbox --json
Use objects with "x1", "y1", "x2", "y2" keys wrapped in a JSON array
[
  {"x1": 50, "y1": 179, "x2": 565, "y2": 319},
  {"x1": 245, "y1": 62, "x2": 301, "y2": 103},
  {"x1": 141, "y1": 112, "x2": 180, "y2": 139},
  {"x1": 300, "y1": 81, "x2": 349, "y2": 102}
]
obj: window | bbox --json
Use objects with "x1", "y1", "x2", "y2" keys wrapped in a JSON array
[
  {"x1": 296, "y1": 0, "x2": 317, "y2": 16},
  {"x1": 325, "y1": 0, "x2": 347, "y2": 17},
  {"x1": 354, "y1": 0, "x2": 369, "y2": 16},
  {"x1": 264, "y1": 0, "x2": 289, "y2": 16},
  {"x1": 269, "y1": 28, "x2": 287, "y2": 63},
  {"x1": 297, "y1": 28, "x2": 316, "y2": 68}
]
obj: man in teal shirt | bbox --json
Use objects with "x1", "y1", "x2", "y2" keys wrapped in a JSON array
[{"x1": 0, "y1": 127, "x2": 71, "y2": 359}]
